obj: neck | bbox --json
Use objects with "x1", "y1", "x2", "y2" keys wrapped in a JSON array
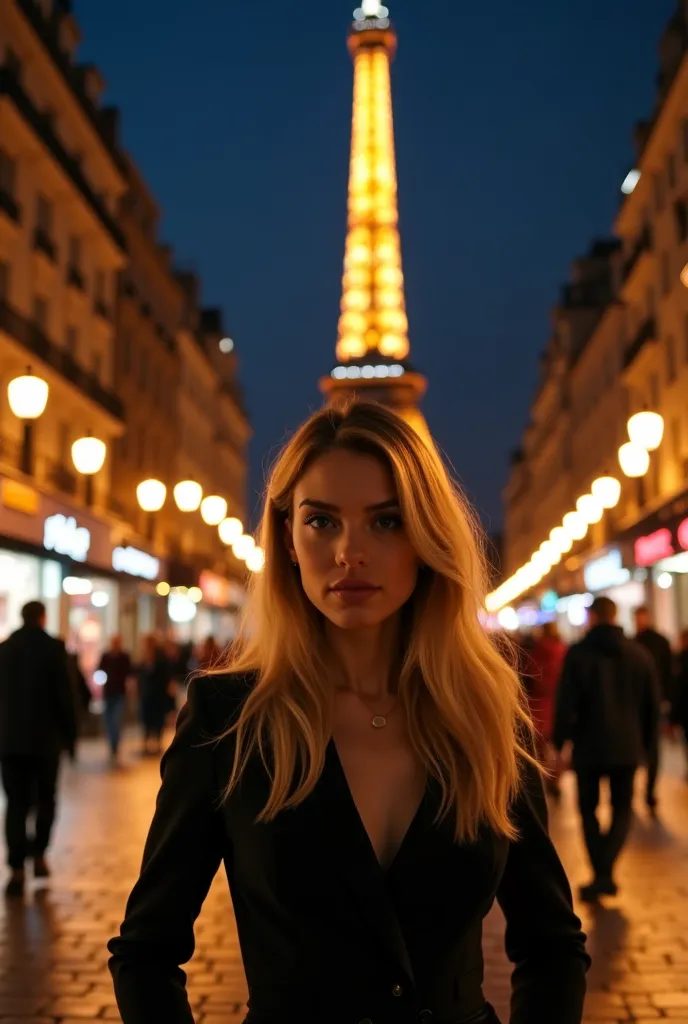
[{"x1": 325, "y1": 616, "x2": 400, "y2": 699}]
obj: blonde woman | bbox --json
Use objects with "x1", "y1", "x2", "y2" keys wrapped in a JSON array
[{"x1": 109, "y1": 402, "x2": 589, "y2": 1024}]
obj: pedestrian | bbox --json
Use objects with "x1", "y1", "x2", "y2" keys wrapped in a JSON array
[
  {"x1": 633, "y1": 606, "x2": 673, "y2": 814},
  {"x1": 98, "y1": 636, "x2": 133, "y2": 767},
  {"x1": 0, "y1": 600, "x2": 78, "y2": 898},
  {"x1": 109, "y1": 402, "x2": 589, "y2": 1024},
  {"x1": 136, "y1": 636, "x2": 172, "y2": 757},
  {"x1": 554, "y1": 596, "x2": 660, "y2": 903},
  {"x1": 671, "y1": 628, "x2": 688, "y2": 779},
  {"x1": 195, "y1": 634, "x2": 222, "y2": 671},
  {"x1": 529, "y1": 622, "x2": 567, "y2": 799}
]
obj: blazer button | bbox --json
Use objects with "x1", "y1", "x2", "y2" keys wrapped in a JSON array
[{"x1": 392, "y1": 983, "x2": 404, "y2": 997}]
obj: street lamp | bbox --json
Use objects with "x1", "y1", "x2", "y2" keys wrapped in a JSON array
[
  {"x1": 7, "y1": 367, "x2": 49, "y2": 475},
  {"x1": 218, "y1": 517, "x2": 243, "y2": 546},
  {"x1": 591, "y1": 475, "x2": 621, "y2": 509},
  {"x1": 562, "y1": 510, "x2": 588, "y2": 541},
  {"x1": 72, "y1": 432, "x2": 106, "y2": 506},
  {"x1": 173, "y1": 480, "x2": 203, "y2": 512},
  {"x1": 137, "y1": 479, "x2": 167, "y2": 542},
  {"x1": 246, "y1": 546, "x2": 265, "y2": 573},
  {"x1": 627, "y1": 410, "x2": 664, "y2": 452},
  {"x1": 232, "y1": 534, "x2": 255, "y2": 561},
  {"x1": 200, "y1": 495, "x2": 227, "y2": 526},
  {"x1": 618, "y1": 441, "x2": 650, "y2": 478},
  {"x1": 576, "y1": 493, "x2": 604, "y2": 524}
]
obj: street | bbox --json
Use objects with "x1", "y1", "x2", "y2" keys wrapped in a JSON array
[{"x1": 0, "y1": 735, "x2": 687, "y2": 1024}]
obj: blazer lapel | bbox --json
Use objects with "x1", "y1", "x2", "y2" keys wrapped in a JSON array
[{"x1": 312, "y1": 739, "x2": 422, "y2": 986}]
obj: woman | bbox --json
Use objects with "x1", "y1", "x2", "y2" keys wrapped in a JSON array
[
  {"x1": 109, "y1": 403, "x2": 589, "y2": 1024},
  {"x1": 136, "y1": 635, "x2": 172, "y2": 756},
  {"x1": 528, "y1": 622, "x2": 568, "y2": 798}
]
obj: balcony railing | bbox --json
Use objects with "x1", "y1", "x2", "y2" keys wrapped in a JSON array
[
  {"x1": 0, "y1": 188, "x2": 21, "y2": 224},
  {"x1": 46, "y1": 461, "x2": 77, "y2": 496},
  {"x1": 622, "y1": 225, "x2": 653, "y2": 281},
  {"x1": 0, "y1": 299, "x2": 124, "y2": 421},
  {"x1": 67, "y1": 263, "x2": 85, "y2": 291},
  {"x1": 33, "y1": 226, "x2": 58, "y2": 263},
  {"x1": 15, "y1": 0, "x2": 126, "y2": 174},
  {"x1": 0, "y1": 68, "x2": 125, "y2": 251},
  {"x1": 624, "y1": 316, "x2": 657, "y2": 369}
]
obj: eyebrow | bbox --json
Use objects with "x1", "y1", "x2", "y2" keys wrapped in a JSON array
[{"x1": 298, "y1": 498, "x2": 400, "y2": 513}]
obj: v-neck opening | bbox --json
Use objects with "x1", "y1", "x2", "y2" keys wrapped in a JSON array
[{"x1": 327, "y1": 737, "x2": 427, "y2": 877}]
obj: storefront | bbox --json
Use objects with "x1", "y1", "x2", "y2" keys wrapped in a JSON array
[
  {"x1": 165, "y1": 567, "x2": 246, "y2": 646},
  {"x1": 632, "y1": 505, "x2": 688, "y2": 642},
  {"x1": 581, "y1": 547, "x2": 646, "y2": 637}
]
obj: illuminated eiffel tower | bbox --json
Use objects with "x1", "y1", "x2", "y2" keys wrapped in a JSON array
[{"x1": 319, "y1": 0, "x2": 429, "y2": 439}]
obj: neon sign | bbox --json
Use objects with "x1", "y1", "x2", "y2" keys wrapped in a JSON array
[
  {"x1": 584, "y1": 549, "x2": 630, "y2": 592},
  {"x1": 112, "y1": 546, "x2": 160, "y2": 581},
  {"x1": 634, "y1": 528, "x2": 674, "y2": 568},
  {"x1": 43, "y1": 514, "x2": 91, "y2": 562}
]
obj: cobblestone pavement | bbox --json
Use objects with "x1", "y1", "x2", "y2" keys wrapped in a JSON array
[{"x1": 0, "y1": 732, "x2": 687, "y2": 1024}]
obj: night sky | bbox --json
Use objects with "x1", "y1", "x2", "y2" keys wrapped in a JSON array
[{"x1": 76, "y1": 0, "x2": 674, "y2": 529}]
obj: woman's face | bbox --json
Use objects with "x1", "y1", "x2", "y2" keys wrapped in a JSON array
[{"x1": 287, "y1": 449, "x2": 421, "y2": 631}]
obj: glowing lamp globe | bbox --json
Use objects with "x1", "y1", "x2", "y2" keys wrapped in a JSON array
[
  {"x1": 591, "y1": 475, "x2": 621, "y2": 510},
  {"x1": 8, "y1": 373, "x2": 49, "y2": 420},
  {"x1": 218, "y1": 517, "x2": 244, "y2": 546},
  {"x1": 540, "y1": 540, "x2": 561, "y2": 566},
  {"x1": 200, "y1": 495, "x2": 228, "y2": 526},
  {"x1": 137, "y1": 479, "x2": 167, "y2": 513},
  {"x1": 550, "y1": 526, "x2": 573, "y2": 555},
  {"x1": 174, "y1": 480, "x2": 203, "y2": 512},
  {"x1": 246, "y1": 547, "x2": 265, "y2": 573},
  {"x1": 531, "y1": 550, "x2": 551, "y2": 573},
  {"x1": 232, "y1": 534, "x2": 256, "y2": 562},
  {"x1": 562, "y1": 511, "x2": 587, "y2": 542},
  {"x1": 627, "y1": 411, "x2": 664, "y2": 452},
  {"x1": 618, "y1": 442, "x2": 650, "y2": 479},
  {"x1": 576, "y1": 494, "x2": 603, "y2": 524},
  {"x1": 72, "y1": 436, "x2": 106, "y2": 475},
  {"x1": 497, "y1": 606, "x2": 519, "y2": 632}
]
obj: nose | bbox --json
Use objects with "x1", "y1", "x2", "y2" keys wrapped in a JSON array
[{"x1": 335, "y1": 525, "x2": 369, "y2": 568}]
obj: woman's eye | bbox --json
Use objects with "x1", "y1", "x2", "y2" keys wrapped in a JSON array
[
  {"x1": 375, "y1": 514, "x2": 403, "y2": 531},
  {"x1": 304, "y1": 514, "x2": 333, "y2": 530}
]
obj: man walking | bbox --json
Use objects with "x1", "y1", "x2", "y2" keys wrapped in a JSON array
[
  {"x1": 98, "y1": 635, "x2": 132, "y2": 767},
  {"x1": 634, "y1": 606, "x2": 673, "y2": 814},
  {"x1": 554, "y1": 596, "x2": 660, "y2": 902},
  {"x1": 0, "y1": 601, "x2": 77, "y2": 897}
]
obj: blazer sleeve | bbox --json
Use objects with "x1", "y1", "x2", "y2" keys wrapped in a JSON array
[
  {"x1": 108, "y1": 677, "x2": 226, "y2": 1024},
  {"x1": 497, "y1": 759, "x2": 590, "y2": 1024}
]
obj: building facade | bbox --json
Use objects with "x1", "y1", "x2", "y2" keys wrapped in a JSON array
[
  {"x1": 0, "y1": 1, "x2": 251, "y2": 663},
  {"x1": 499, "y1": 2, "x2": 688, "y2": 642}
]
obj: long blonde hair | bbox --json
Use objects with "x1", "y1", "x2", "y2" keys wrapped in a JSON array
[{"x1": 216, "y1": 401, "x2": 533, "y2": 842}]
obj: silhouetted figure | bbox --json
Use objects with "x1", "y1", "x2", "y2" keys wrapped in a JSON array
[
  {"x1": 634, "y1": 606, "x2": 673, "y2": 814},
  {"x1": 0, "y1": 601, "x2": 78, "y2": 897},
  {"x1": 137, "y1": 636, "x2": 172, "y2": 756},
  {"x1": 99, "y1": 636, "x2": 133, "y2": 766},
  {"x1": 554, "y1": 596, "x2": 660, "y2": 902},
  {"x1": 195, "y1": 635, "x2": 222, "y2": 671},
  {"x1": 672, "y1": 628, "x2": 688, "y2": 779},
  {"x1": 529, "y1": 623, "x2": 567, "y2": 799}
]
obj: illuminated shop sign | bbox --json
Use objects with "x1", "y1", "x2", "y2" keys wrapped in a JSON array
[
  {"x1": 583, "y1": 549, "x2": 630, "y2": 592},
  {"x1": 112, "y1": 546, "x2": 160, "y2": 580},
  {"x1": 43, "y1": 514, "x2": 91, "y2": 562},
  {"x1": 634, "y1": 522, "x2": 688, "y2": 568}
]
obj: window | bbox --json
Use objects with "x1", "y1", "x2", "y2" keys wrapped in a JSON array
[
  {"x1": 672, "y1": 418, "x2": 682, "y2": 460},
  {"x1": 675, "y1": 199, "x2": 688, "y2": 242},
  {"x1": 0, "y1": 260, "x2": 9, "y2": 302},
  {"x1": 650, "y1": 373, "x2": 660, "y2": 408},
  {"x1": 667, "y1": 152, "x2": 677, "y2": 189},
  {"x1": 139, "y1": 349, "x2": 147, "y2": 391},
  {"x1": 654, "y1": 172, "x2": 665, "y2": 212},
  {"x1": 94, "y1": 269, "x2": 105, "y2": 300},
  {"x1": 138, "y1": 428, "x2": 146, "y2": 470},
  {"x1": 58, "y1": 422, "x2": 70, "y2": 465},
  {"x1": 660, "y1": 252, "x2": 671, "y2": 296},
  {"x1": 33, "y1": 296, "x2": 48, "y2": 331},
  {"x1": 122, "y1": 331, "x2": 131, "y2": 374},
  {"x1": 65, "y1": 326, "x2": 78, "y2": 358},
  {"x1": 684, "y1": 119, "x2": 688, "y2": 162},
  {"x1": 68, "y1": 236, "x2": 81, "y2": 268},
  {"x1": 36, "y1": 194, "x2": 53, "y2": 234},
  {"x1": 92, "y1": 351, "x2": 102, "y2": 381},
  {"x1": 4, "y1": 48, "x2": 22, "y2": 81},
  {"x1": 685, "y1": 312, "x2": 688, "y2": 363},
  {"x1": 0, "y1": 147, "x2": 16, "y2": 196},
  {"x1": 645, "y1": 284, "x2": 655, "y2": 319},
  {"x1": 666, "y1": 335, "x2": 677, "y2": 383}
]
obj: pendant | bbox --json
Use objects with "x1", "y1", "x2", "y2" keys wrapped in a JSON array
[{"x1": 372, "y1": 715, "x2": 387, "y2": 729}]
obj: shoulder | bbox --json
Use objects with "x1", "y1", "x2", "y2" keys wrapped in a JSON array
[
  {"x1": 186, "y1": 671, "x2": 257, "y2": 727},
  {"x1": 625, "y1": 638, "x2": 655, "y2": 669}
]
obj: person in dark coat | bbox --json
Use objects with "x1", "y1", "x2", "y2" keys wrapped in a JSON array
[
  {"x1": 671, "y1": 628, "x2": 688, "y2": 779},
  {"x1": 634, "y1": 606, "x2": 673, "y2": 813},
  {"x1": 98, "y1": 636, "x2": 133, "y2": 766},
  {"x1": 529, "y1": 623, "x2": 567, "y2": 799},
  {"x1": 0, "y1": 601, "x2": 78, "y2": 897},
  {"x1": 554, "y1": 596, "x2": 660, "y2": 902},
  {"x1": 137, "y1": 635, "x2": 172, "y2": 756}
]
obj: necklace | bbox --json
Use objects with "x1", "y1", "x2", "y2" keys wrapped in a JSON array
[{"x1": 351, "y1": 690, "x2": 399, "y2": 729}]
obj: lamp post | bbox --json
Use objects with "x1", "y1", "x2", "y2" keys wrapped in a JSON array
[
  {"x1": 71, "y1": 432, "x2": 106, "y2": 506},
  {"x1": 7, "y1": 367, "x2": 49, "y2": 476},
  {"x1": 137, "y1": 478, "x2": 167, "y2": 541}
]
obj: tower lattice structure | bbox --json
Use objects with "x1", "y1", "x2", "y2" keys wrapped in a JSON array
[{"x1": 319, "y1": 2, "x2": 429, "y2": 438}]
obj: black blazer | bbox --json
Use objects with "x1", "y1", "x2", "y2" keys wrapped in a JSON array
[{"x1": 108, "y1": 674, "x2": 589, "y2": 1024}]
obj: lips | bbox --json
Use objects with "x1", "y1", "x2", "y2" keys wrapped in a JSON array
[{"x1": 329, "y1": 580, "x2": 381, "y2": 605}]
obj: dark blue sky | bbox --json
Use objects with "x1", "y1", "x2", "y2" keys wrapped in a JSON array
[{"x1": 76, "y1": 0, "x2": 674, "y2": 529}]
